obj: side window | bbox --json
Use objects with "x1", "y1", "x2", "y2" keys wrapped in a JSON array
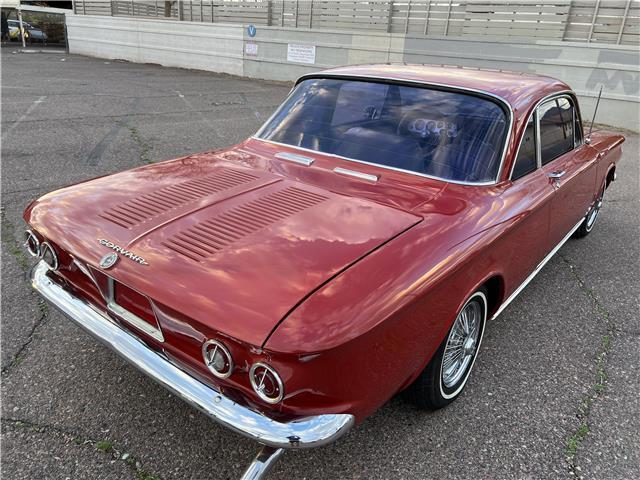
[
  {"x1": 539, "y1": 97, "x2": 575, "y2": 165},
  {"x1": 512, "y1": 115, "x2": 537, "y2": 180}
]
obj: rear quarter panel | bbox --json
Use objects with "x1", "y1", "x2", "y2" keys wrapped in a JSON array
[
  {"x1": 589, "y1": 130, "x2": 625, "y2": 191},
  {"x1": 266, "y1": 181, "x2": 547, "y2": 422}
]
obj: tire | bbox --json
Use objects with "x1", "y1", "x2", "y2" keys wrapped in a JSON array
[
  {"x1": 574, "y1": 185, "x2": 605, "y2": 239},
  {"x1": 408, "y1": 289, "x2": 488, "y2": 410}
]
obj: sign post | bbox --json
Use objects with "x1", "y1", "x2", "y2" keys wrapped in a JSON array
[{"x1": 17, "y1": 3, "x2": 25, "y2": 48}]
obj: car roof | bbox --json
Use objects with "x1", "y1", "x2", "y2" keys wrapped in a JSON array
[{"x1": 304, "y1": 64, "x2": 571, "y2": 113}]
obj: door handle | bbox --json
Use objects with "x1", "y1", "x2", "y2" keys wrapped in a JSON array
[{"x1": 548, "y1": 170, "x2": 566, "y2": 180}]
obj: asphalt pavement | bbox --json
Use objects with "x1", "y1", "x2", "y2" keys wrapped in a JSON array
[{"x1": 1, "y1": 51, "x2": 638, "y2": 480}]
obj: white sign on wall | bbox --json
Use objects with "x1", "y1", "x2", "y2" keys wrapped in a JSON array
[
  {"x1": 286, "y1": 44, "x2": 316, "y2": 64},
  {"x1": 245, "y1": 42, "x2": 258, "y2": 57}
]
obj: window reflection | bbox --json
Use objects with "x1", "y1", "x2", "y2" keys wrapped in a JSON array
[{"x1": 258, "y1": 79, "x2": 509, "y2": 183}]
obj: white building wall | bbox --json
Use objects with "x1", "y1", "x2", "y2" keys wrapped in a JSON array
[{"x1": 67, "y1": 15, "x2": 640, "y2": 131}]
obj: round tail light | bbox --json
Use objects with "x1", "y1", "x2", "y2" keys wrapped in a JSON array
[
  {"x1": 24, "y1": 230, "x2": 40, "y2": 257},
  {"x1": 249, "y1": 362, "x2": 284, "y2": 404},
  {"x1": 40, "y1": 242, "x2": 58, "y2": 270},
  {"x1": 202, "y1": 340, "x2": 233, "y2": 378}
]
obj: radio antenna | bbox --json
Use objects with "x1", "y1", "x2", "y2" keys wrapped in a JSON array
[{"x1": 588, "y1": 86, "x2": 603, "y2": 141}]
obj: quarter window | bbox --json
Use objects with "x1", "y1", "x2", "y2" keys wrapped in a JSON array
[
  {"x1": 539, "y1": 97, "x2": 575, "y2": 165},
  {"x1": 512, "y1": 115, "x2": 537, "y2": 180}
]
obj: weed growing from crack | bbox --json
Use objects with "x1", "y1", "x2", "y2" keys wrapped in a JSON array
[
  {"x1": 126, "y1": 125, "x2": 153, "y2": 164},
  {"x1": 95, "y1": 440, "x2": 114, "y2": 453},
  {"x1": 0, "y1": 207, "x2": 29, "y2": 271},
  {"x1": 3, "y1": 419, "x2": 162, "y2": 479},
  {"x1": 560, "y1": 256, "x2": 616, "y2": 474}
]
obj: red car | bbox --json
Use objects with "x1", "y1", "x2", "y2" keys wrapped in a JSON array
[{"x1": 24, "y1": 65, "x2": 623, "y2": 479}]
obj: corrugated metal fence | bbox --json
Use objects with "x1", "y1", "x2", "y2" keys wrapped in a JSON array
[{"x1": 72, "y1": 0, "x2": 639, "y2": 45}]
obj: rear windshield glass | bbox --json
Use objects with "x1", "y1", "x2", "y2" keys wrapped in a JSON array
[{"x1": 257, "y1": 78, "x2": 509, "y2": 183}]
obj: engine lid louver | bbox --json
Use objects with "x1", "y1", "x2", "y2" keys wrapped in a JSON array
[
  {"x1": 162, "y1": 187, "x2": 328, "y2": 262},
  {"x1": 100, "y1": 168, "x2": 258, "y2": 229}
]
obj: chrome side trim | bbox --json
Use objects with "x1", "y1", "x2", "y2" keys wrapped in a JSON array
[
  {"x1": 30, "y1": 261, "x2": 355, "y2": 449},
  {"x1": 333, "y1": 167, "x2": 379, "y2": 182},
  {"x1": 491, "y1": 218, "x2": 584, "y2": 320},
  {"x1": 254, "y1": 73, "x2": 514, "y2": 186},
  {"x1": 274, "y1": 151, "x2": 315, "y2": 166}
]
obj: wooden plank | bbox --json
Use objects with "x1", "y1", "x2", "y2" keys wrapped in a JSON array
[
  {"x1": 465, "y1": 5, "x2": 571, "y2": 15},
  {"x1": 464, "y1": 21, "x2": 567, "y2": 31},
  {"x1": 571, "y1": 0, "x2": 629, "y2": 7},
  {"x1": 462, "y1": 26, "x2": 565, "y2": 37}
]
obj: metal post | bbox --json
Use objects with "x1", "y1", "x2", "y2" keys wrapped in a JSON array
[
  {"x1": 443, "y1": 0, "x2": 452, "y2": 36},
  {"x1": 295, "y1": 0, "x2": 298, "y2": 27},
  {"x1": 200, "y1": 0, "x2": 203, "y2": 22},
  {"x1": 308, "y1": 0, "x2": 312, "y2": 28},
  {"x1": 82, "y1": 0, "x2": 86, "y2": 15},
  {"x1": 64, "y1": 20, "x2": 69, "y2": 52},
  {"x1": 617, "y1": 0, "x2": 632, "y2": 44},
  {"x1": 387, "y1": 0, "x2": 394, "y2": 34},
  {"x1": 281, "y1": 0, "x2": 284, "y2": 27},
  {"x1": 423, "y1": 0, "x2": 431, "y2": 35},
  {"x1": 211, "y1": 0, "x2": 214, "y2": 23},
  {"x1": 17, "y1": 8, "x2": 26, "y2": 48},
  {"x1": 587, "y1": 0, "x2": 600, "y2": 42},
  {"x1": 267, "y1": 0, "x2": 272, "y2": 26},
  {"x1": 178, "y1": 0, "x2": 183, "y2": 20},
  {"x1": 404, "y1": 0, "x2": 411, "y2": 35},
  {"x1": 240, "y1": 446, "x2": 285, "y2": 480}
]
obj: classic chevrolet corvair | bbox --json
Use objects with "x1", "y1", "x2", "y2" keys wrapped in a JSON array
[{"x1": 24, "y1": 65, "x2": 624, "y2": 478}]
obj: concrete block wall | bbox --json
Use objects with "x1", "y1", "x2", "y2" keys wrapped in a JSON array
[
  {"x1": 66, "y1": 14, "x2": 244, "y2": 75},
  {"x1": 67, "y1": 15, "x2": 639, "y2": 131}
]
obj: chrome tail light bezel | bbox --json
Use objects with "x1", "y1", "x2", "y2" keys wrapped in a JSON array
[
  {"x1": 24, "y1": 229, "x2": 41, "y2": 257},
  {"x1": 202, "y1": 339, "x2": 234, "y2": 379},
  {"x1": 40, "y1": 241, "x2": 59, "y2": 270},
  {"x1": 249, "y1": 362, "x2": 284, "y2": 404}
]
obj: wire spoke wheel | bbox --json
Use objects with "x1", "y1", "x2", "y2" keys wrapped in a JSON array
[
  {"x1": 585, "y1": 189, "x2": 604, "y2": 232},
  {"x1": 442, "y1": 299, "x2": 483, "y2": 388}
]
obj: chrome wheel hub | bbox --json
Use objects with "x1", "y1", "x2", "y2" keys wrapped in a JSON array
[
  {"x1": 463, "y1": 336, "x2": 476, "y2": 356},
  {"x1": 586, "y1": 192, "x2": 604, "y2": 231},
  {"x1": 442, "y1": 300, "x2": 482, "y2": 388}
]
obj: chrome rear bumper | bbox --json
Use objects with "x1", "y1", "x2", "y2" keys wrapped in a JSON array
[{"x1": 31, "y1": 261, "x2": 354, "y2": 450}]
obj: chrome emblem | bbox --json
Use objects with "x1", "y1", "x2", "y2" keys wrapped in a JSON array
[
  {"x1": 99, "y1": 252, "x2": 118, "y2": 269},
  {"x1": 98, "y1": 239, "x2": 149, "y2": 266}
]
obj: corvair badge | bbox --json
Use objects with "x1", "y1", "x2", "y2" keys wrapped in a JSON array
[{"x1": 98, "y1": 239, "x2": 149, "y2": 266}]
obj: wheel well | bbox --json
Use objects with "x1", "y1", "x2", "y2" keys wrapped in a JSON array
[
  {"x1": 606, "y1": 166, "x2": 616, "y2": 188},
  {"x1": 481, "y1": 276, "x2": 504, "y2": 318}
]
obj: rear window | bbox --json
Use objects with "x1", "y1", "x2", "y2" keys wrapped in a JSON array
[{"x1": 257, "y1": 78, "x2": 509, "y2": 183}]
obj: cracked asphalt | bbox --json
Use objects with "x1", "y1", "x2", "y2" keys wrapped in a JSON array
[{"x1": 2, "y1": 51, "x2": 639, "y2": 480}]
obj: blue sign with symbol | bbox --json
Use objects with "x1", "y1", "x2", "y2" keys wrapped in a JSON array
[{"x1": 247, "y1": 25, "x2": 257, "y2": 37}]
